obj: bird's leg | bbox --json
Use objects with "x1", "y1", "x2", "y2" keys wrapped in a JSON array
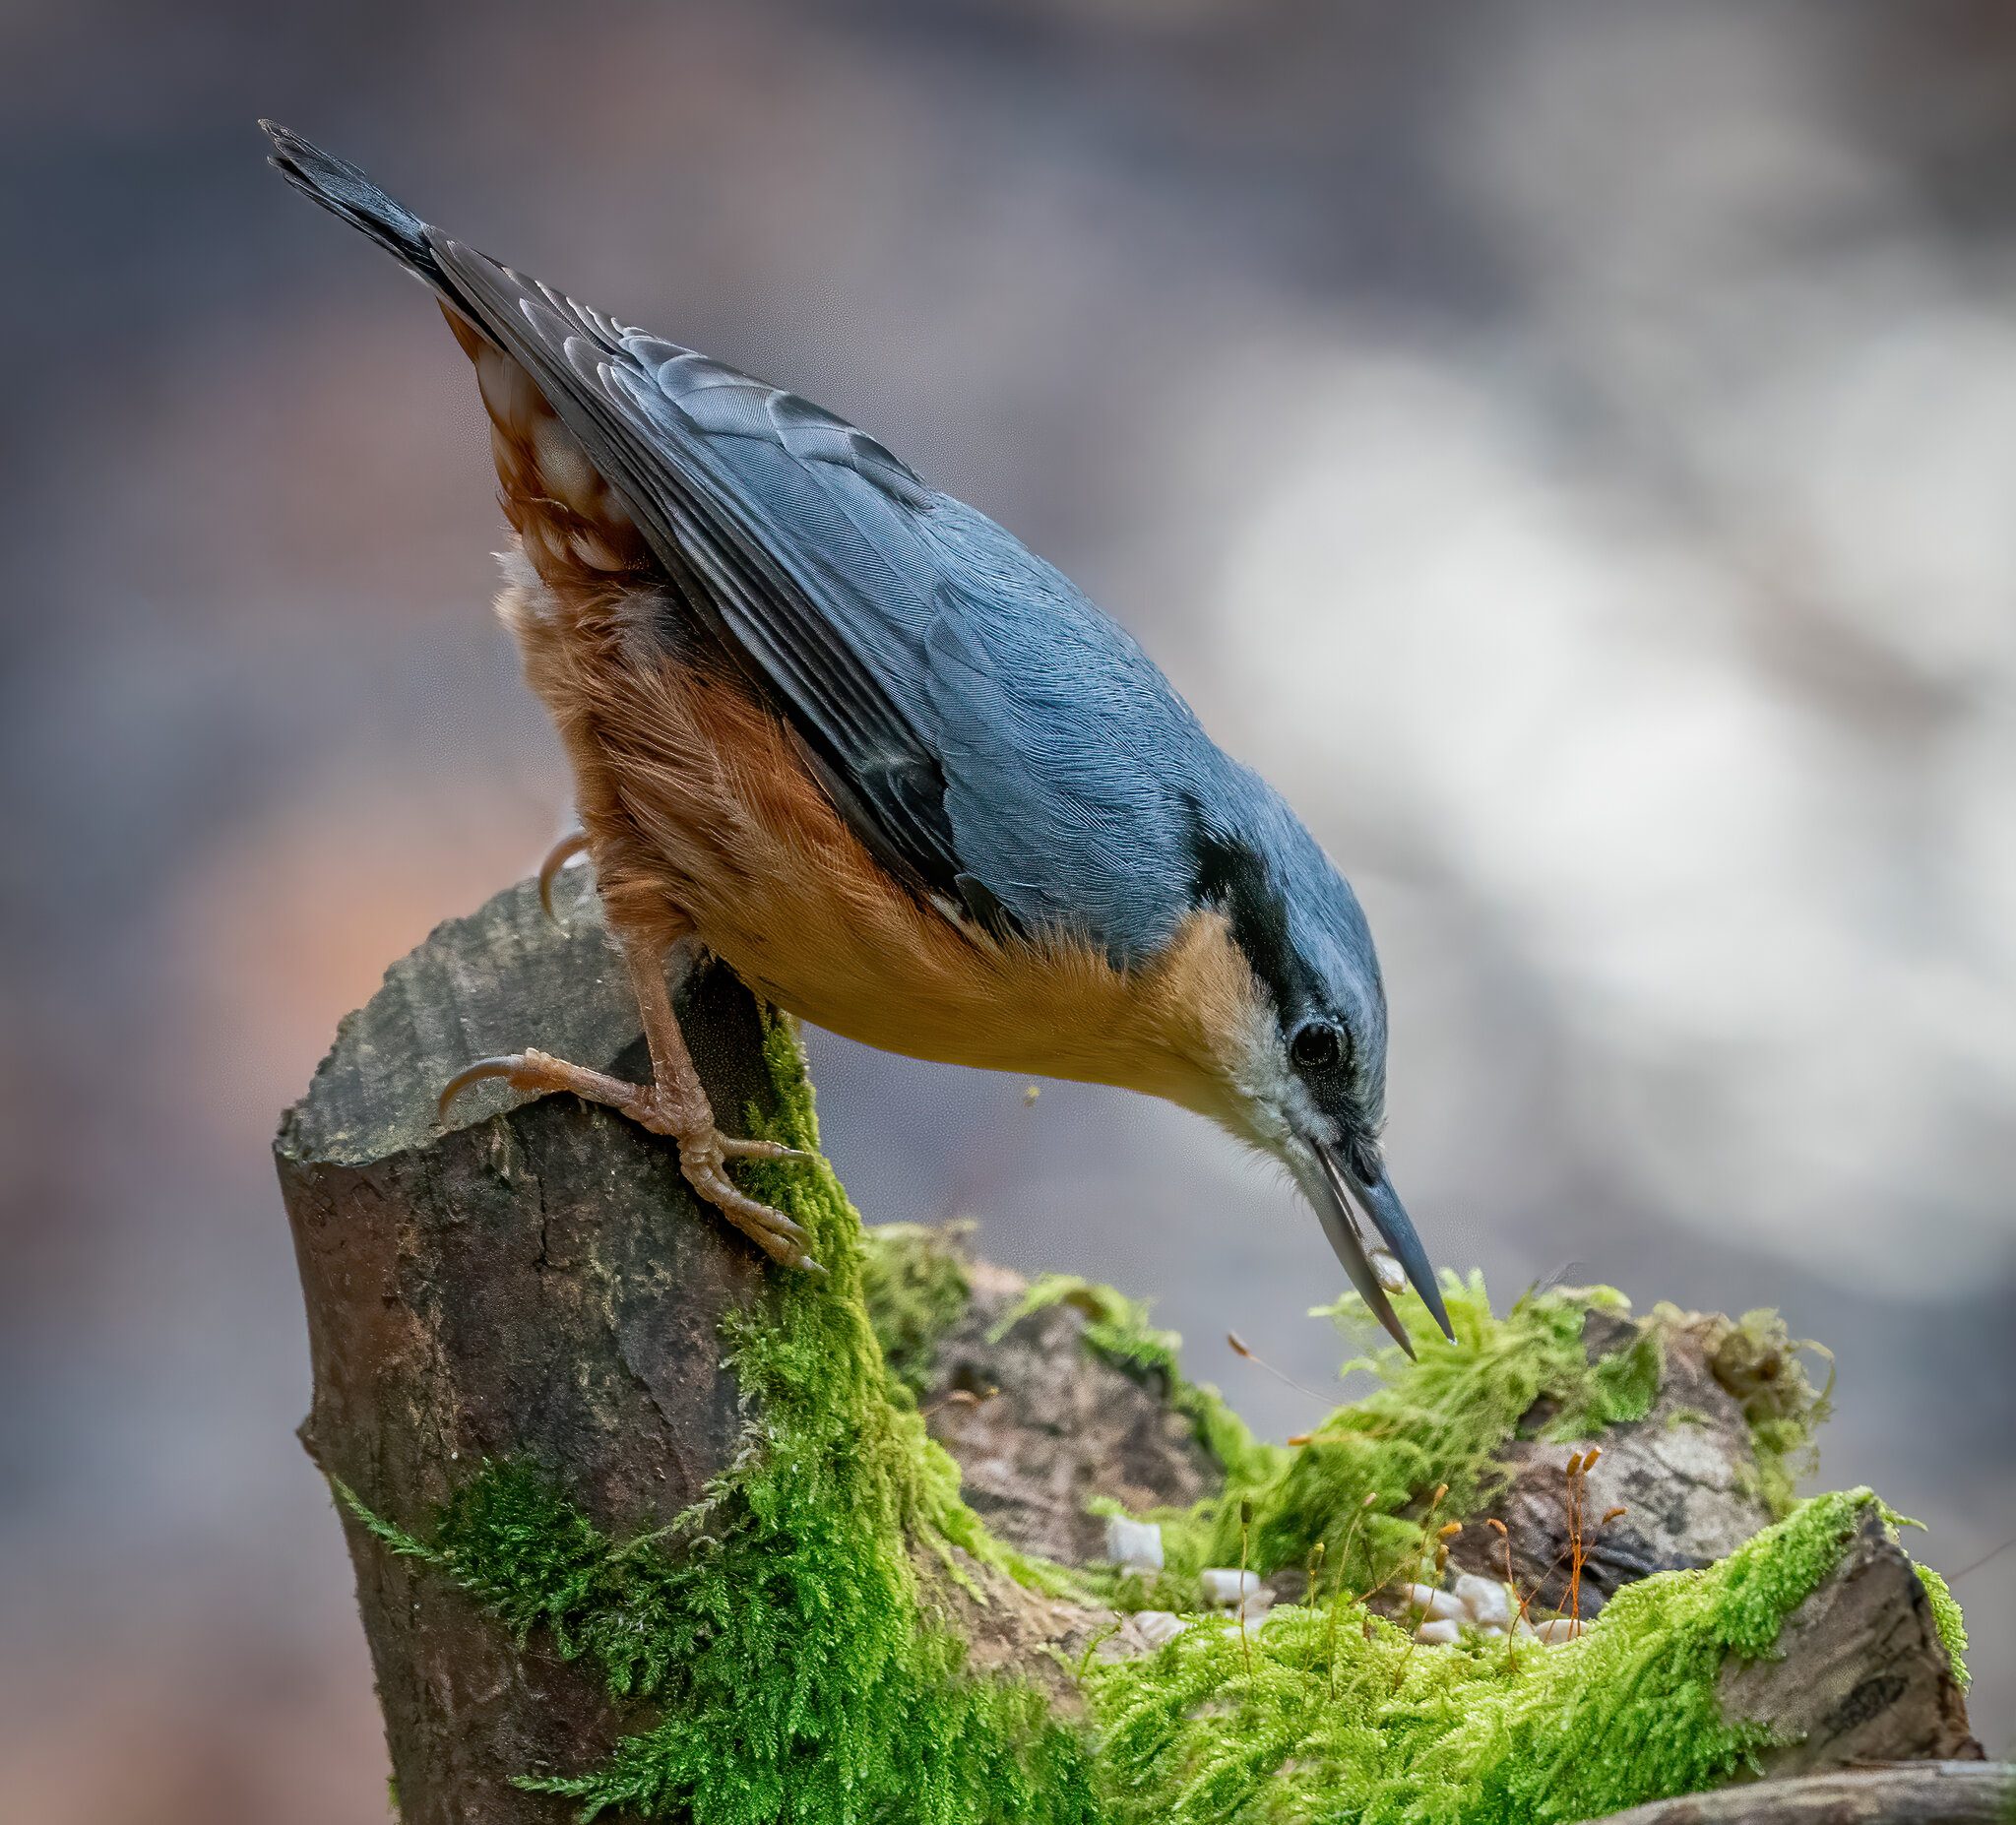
[{"x1": 438, "y1": 929, "x2": 822, "y2": 1271}]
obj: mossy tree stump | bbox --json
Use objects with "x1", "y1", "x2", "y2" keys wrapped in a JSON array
[
  {"x1": 276, "y1": 876, "x2": 2001, "y2": 1825},
  {"x1": 277, "y1": 880, "x2": 786, "y2": 1824}
]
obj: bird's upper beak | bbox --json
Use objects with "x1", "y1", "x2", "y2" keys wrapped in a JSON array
[{"x1": 1314, "y1": 1145, "x2": 1455, "y2": 1357}]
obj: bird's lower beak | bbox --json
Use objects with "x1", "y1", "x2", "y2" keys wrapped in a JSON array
[{"x1": 1314, "y1": 1147, "x2": 1455, "y2": 1357}]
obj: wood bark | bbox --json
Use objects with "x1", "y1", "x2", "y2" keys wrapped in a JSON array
[
  {"x1": 918, "y1": 1254, "x2": 1222, "y2": 1565},
  {"x1": 1726, "y1": 1508, "x2": 1983, "y2": 1776},
  {"x1": 1589, "y1": 1761, "x2": 2015, "y2": 1824},
  {"x1": 1447, "y1": 1305, "x2": 1779, "y2": 1613},
  {"x1": 276, "y1": 878, "x2": 782, "y2": 1825}
]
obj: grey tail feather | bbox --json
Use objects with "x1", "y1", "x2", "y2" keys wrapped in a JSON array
[{"x1": 260, "y1": 121, "x2": 447, "y2": 288}]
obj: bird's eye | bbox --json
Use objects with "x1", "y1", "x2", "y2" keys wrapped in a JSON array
[{"x1": 1291, "y1": 1021, "x2": 1346, "y2": 1073}]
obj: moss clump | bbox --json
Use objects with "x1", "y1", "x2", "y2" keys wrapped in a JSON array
[
  {"x1": 343, "y1": 1014, "x2": 1095, "y2": 1824},
  {"x1": 1682, "y1": 1306, "x2": 1833, "y2": 1518},
  {"x1": 1091, "y1": 1488, "x2": 1887, "y2": 1824},
  {"x1": 1915, "y1": 1563, "x2": 1971, "y2": 1688},
  {"x1": 860, "y1": 1220, "x2": 976, "y2": 1397},
  {"x1": 1560, "y1": 1318, "x2": 1665, "y2": 1442},
  {"x1": 1158, "y1": 1274, "x2": 1654, "y2": 1596}
]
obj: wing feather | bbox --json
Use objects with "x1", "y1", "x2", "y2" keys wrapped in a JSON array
[{"x1": 426, "y1": 232, "x2": 1210, "y2": 956}]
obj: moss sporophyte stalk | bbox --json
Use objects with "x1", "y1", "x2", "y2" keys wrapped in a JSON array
[{"x1": 334, "y1": 1018, "x2": 1961, "y2": 1823}]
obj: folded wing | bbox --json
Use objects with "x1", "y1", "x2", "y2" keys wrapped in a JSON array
[{"x1": 429, "y1": 233, "x2": 1215, "y2": 962}]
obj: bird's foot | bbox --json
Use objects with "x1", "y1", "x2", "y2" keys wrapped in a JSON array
[
  {"x1": 437, "y1": 1048, "x2": 822, "y2": 1271},
  {"x1": 674, "y1": 1124, "x2": 827, "y2": 1275},
  {"x1": 537, "y1": 828, "x2": 593, "y2": 922}
]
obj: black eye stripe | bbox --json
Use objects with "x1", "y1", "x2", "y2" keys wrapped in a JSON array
[
  {"x1": 1181, "y1": 798, "x2": 1363, "y2": 1096},
  {"x1": 1183, "y1": 803, "x2": 1319, "y2": 1016}
]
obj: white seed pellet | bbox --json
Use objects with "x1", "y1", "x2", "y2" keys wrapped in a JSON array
[
  {"x1": 1200, "y1": 1568, "x2": 1262, "y2": 1609},
  {"x1": 1132, "y1": 1609, "x2": 1189, "y2": 1648},
  {"x1": 1401, "y1": 1582, "x2": 1468, "y2": 1623},
  {"x1": 1453, "y1": 1573, "x2": 1512, "y2": 1628},
  {"x1": 1105, "y1": 1515, "x2": 1166, "y2": 1572}
]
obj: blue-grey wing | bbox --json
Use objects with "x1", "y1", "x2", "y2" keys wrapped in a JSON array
[
  {"x1": 911, "y1": 504, "x2": 1218, "y2": 954},
  {"x1": 427, "y1": 234, "x2": 1213, "y2": 959}
]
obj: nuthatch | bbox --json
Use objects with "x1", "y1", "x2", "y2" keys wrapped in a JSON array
[{"x1": 265, "y1": 124, "x2": 1453, "y2": 1353}]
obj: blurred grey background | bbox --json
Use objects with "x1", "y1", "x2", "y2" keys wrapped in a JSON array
[{"x1": 2, "y1": 0, "x2": 2012, "y2": 1814}]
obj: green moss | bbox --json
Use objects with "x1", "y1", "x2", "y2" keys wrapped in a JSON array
[
  {"x1": 1550, "y1": 1318, "x2": 1664, "y2": 1443},
  {"x1": 1172, "y1": 1274, "x2": 1653, "y2": 1595},
  {"x1": 1915, "y1": 1563, "x2": 1971, "y2": 1688},
  {"x1": 860, "y1": 1221, "x2": 975, "y2": 1397},
  {"x1": 329, "y1": 1016, "x2": 1960, "y2": 1824},
  {"x1": 1090, "y1": 1488, "x2": 1885, "y2": 1824},
  {"x1": 342, "y1": 1013, "x2": 1095, "y2": 1824},
  {"x1": 1655, "y1": 1304, "x2": 1833, "y2": 1519},
  {"x1": 991, "y1": 1274, "x2": 1286, "y2": 1492}
]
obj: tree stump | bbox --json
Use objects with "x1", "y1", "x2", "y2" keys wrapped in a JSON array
[
  {"x1": 276, "y1": 879, "x2": 783, "y2": 1825},
  {"x1": 276, "y1": 880, "x2": 1996, "y2": 1822}
]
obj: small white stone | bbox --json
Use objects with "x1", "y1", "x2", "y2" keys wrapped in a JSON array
[
  {"x1": 1401, "y1": 1582, "x2": 1468, "y2": 1623},
  {"x1": 1200, "y1": 1568, "x2": 1262, "y2": 1609},
  {"x1": 1530, "y1": 1616, "x2": 1581, "y2": 1644},
  {"x1": 1371, "y1": 1248, "x2": 1406, "y2": 1294},
  {"x1": 1453, "y1": 1573, "x2": 1512, "y2": 1628},
  {"x1": 1105, "y1": 1515, "x2": 1166, "y2": 1572},
  {"x1": 1474, "y1": 1621, "x2": 1507, "y2": 1639},
  {"x1": 1414, "y1": 1618, "x2": 1462, "y2": 1646},
  {"x1": 1132, "y1": 1609, "x2": 1189, "y2": 1648}
]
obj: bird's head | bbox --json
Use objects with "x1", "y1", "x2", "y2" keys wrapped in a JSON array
[{"x1": 1181, "y1": 782, "x2": 1453, "y2": 1355}]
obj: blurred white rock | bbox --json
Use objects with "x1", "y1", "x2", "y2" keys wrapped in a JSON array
[
  {"x1": 1200, "y1": 1567, "x2": 1263, "y2": 1609},
  {"x1": 1453, "y1": 1572, "x2": 1513, "y2": 1628},
  {"x1": 1402, "y1": 1582, "x2": 1468, "y2": 1623},
  {"x1": 1105, "y1": 1515, "x2": 1166, "y2": 1572}
]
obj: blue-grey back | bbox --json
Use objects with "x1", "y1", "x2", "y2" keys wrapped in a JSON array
[
  {"x1": 261, "y1": 122, "x2": 1342, "y2": 975},
  {"x1": 436, "y1": 255, "x2": 1239, "y2": 963},
  {"x1": 602, "y1": 334, "x2": 1234, "y2": 960}
]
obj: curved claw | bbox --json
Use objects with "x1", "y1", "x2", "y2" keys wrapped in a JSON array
[
  {"x1": 437, "y1": 1053, "x2": 530, "y2": 1123},
  {"x1": 717, "y1": 1137, "x2": 818, "y2": 1165},
  {"x1": 537, "y1": 830, "x2": 592, "y2": 922}
]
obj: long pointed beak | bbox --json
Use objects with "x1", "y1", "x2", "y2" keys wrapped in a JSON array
[{"x1": 1315, "y1": 1147, "x2": 1455, "y2": 1355}]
